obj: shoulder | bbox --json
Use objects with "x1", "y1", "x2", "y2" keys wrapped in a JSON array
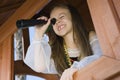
[
  {"x1": 89, "y1": 31, "x2": 98, "y2": 44},
  {"x1": 89, "y1": 31, "x2": 96, "y2": 39},
  {"x1": 89, "y1": 31, "x2": 103, "y2": 56}
]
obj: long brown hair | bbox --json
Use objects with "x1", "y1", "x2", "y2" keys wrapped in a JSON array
[{"x1": 48, "y1": 3, "x2": 93, "y2": 75}]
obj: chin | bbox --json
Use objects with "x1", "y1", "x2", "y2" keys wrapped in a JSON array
[
  {"x1": 56, "y1": 30, "x2": 66, "y2": 37},
  {"x1": 58, "y1": 33, "x2": 66, "y2": 37}
]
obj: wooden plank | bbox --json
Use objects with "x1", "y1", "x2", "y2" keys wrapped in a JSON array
[
  {"x1": 0, "y1": 0, "x2": 49, "y2": 43},
  {"x1": 88, "y1": 0, "x2": 119, "y2": 58},
  {"x1": 0, "y1": 0, "x2": 25, "y2": 13},
  {"x1": 0, "y1": 36, "x2": 14, "y2": 80},
  {"x1": 112, "y1": 0, "x2": 120, "y2": 19},
  {"x1": 0, "y1": 43, "x2": 2, "y2": 80},
  {"x1": 87, "y1": 0, "x2": 120, "y2": 59},
  {"x1": 14, "y1": 60, "x2": 59, "y2": 80},
  {"x1": 109, "y1": 0, "x2": 120, "y2": 60},
  {"x1": 74, "y1": 56, "x2": 120, "y2": 80},
  {"x1": 22, "y1": 29, "x2": 30, "y2": 56}
]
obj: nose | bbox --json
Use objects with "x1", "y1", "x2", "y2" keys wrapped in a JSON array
[{"x1": 55, "y1": 19, "x2": 61, "y2": 24}]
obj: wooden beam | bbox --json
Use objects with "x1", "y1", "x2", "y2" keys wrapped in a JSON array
[
  {"x1": 0, "y1": 0, "x2": 50, "y2": 43},
  {"x1": 0, "y1": 43, "x2": 2, "y2": 79},
  {"x1": 0, "y1": 36, "x2": 14, "y2": 80},
  {"x1": 87, "y1": 0, "x2": 120, "y2": 59},
  {"x1": 74, "y1": 56, "x2": 120, "y2": 80},
  {"x1": 0, "y1": 0, "x2": 25, "y2": 13},
  {"x1": 112, "y1": 0, "x2": 120, "y2": 19},
  {"x1": 14, "y1": 60, "x2": 59, "y2": 80},
  {"x1": 22, "y1": 29, "x2": 30, "y2": 56}
]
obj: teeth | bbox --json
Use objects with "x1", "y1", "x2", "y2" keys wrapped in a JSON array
[{"x1": 58, "y1": 25, "x2": 64, "y2": 31}]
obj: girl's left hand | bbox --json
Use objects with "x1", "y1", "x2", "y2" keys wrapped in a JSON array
[{"x1": 60, "y1": 68, "x2": 78, "y2": 80}]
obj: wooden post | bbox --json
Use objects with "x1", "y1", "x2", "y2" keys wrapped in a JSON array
[
  {"x1": 87, "y1": 0, "x2": 120, "y2": 59},
  {"x1": 0, "y1": 36, "x2": 14, "y2": 80}
]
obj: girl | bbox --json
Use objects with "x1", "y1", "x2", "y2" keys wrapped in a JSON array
[{"x1": 24, "y1": 3, "x2": 102, "y2": 80}]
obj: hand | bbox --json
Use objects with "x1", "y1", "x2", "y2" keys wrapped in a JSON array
[
  {"x1": 34, "y1": 16, "x2": 51, "y2": 40},
  {"x1": 60, "y1": 68, "x2": 78, "y2": 80}
]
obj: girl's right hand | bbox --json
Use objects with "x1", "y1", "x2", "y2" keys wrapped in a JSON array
[{"x1": 34, "y1": 16, "x2": 51, "y2": 40}]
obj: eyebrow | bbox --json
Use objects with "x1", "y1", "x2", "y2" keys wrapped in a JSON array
[
  {"x1": 59, "y1": 12, "x2": 66, "y2": 16},
  {"x1": 51, "y1": 12, "x2": 66, "y2": 19}
]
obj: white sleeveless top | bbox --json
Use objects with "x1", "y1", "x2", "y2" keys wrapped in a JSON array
[{"x1": 23, "y1": 33, "x2": 102, "y2": 74}]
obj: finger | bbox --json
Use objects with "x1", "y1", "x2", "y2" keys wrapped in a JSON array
[
  {"x1": 35, "y1": 17, "x2": 50, "y2": 29},
  {"x1": 37, "y1": 16, "x2": 48, "y2": 21},
  {"x1": 69, "y1": 69, "x2": 73, "y2": 80},
  {"x1": 60, "y1": 74, "x2": 65, "y2": 80},
  {"x1": 60, "y1": 72, "x2": 65, "y2": 80},
  {"x1": 65, "y1": 68, "x2": 77, "y2": 80},
  {"x1": 60, "y1": 69, "x2": 68, "y2": 80},
  {"x1": 70, "y1": 69, "x2": 78, "y2": 80},
  {"x1": 45, "y1": 18, "x2": 51, "y2": 26}
]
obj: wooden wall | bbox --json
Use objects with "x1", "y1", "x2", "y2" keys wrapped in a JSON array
[
  {"x1": 0, "y1": 0, "x2": 49, "y2": 80},
  {"x1": 74, "y1": 0, "x2": 120, "y2": 79}
]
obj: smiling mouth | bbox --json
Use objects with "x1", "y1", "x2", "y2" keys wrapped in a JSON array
[{"x1": 58, "y1": 24, "x2": 65, "y2": 31}]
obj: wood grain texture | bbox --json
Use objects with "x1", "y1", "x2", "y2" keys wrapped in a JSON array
[
  {"x1": 73, "y1": 0, "x2": 120, "y2": 79},
  {"x1": 87, "y1": 0, "x2": 120, "y2": 59},
  {"x1": 74, "y1": 56, "x2": 120, "y2": 80},
  {"x1": 0, "y1": 36, "x2": 14, "y2": 80},
  {"x1": 0, "y1": 0, "x2": 49, "y2": 43}
]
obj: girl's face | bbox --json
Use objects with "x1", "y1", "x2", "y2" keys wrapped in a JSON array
[{"x1": 50, "y1": 7, "x2": 73, "y2": 37}]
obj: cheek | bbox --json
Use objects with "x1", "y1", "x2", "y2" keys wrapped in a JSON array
[{"x1": 53, "y1": 25, "x2": 57, "y2": 33}]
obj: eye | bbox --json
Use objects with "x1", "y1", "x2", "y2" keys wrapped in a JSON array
[{"x1": 59, "y1": 15, "x2": 64, "y2": 19}]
